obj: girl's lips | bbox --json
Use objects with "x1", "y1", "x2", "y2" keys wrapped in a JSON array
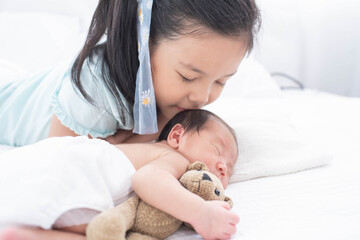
[{"x1": 176, "y1": 106, "x2": 186, "y2": 111}]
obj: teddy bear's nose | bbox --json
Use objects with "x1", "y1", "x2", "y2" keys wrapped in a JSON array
[{"x1": 202, "y1": 173, "x2": 212, "y2": 182}]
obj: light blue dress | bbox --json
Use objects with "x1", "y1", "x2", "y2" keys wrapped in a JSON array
[{"x1": 0, "y1": 53, "x2": 134, "y2": 147}]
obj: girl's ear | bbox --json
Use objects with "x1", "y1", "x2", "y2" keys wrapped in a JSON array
[{"x1": 167, "y1": 124, "x2": 185, "y2": 148}]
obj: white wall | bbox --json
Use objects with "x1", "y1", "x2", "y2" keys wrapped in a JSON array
[
  {"x1": 1, "y1": 0, "x2": 359, "y2": 96},
  {"x1": 0, "y1": 0, "x2": 97, "y2": 25},
  {"x1": 0, "y1": 0, "x2": 98, "y2": 73},
  {"x1": 254, "y1": 0, "x2": 360, "y2": 97}
]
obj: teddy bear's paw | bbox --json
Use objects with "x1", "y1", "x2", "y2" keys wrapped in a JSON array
[
  {"x1": 86, "y1": 211, "x2": 128, "y2": 240},
  {"x1": 86, "y1": 197, "x2": 140, "y2": 240},
  {"x1": 127, "y1": 231, "x2": 160, "y2": 240}
]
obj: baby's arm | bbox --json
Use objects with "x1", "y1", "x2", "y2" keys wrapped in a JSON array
[{"x1": 132, "y1": 154, "x2": 239, "y2": 240}]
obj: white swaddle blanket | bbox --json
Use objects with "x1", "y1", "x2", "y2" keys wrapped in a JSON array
[{"x1": 0, "y1": 136, "x2": 135, "y2": 229}]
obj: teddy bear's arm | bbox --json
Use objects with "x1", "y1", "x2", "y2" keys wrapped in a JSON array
[
  {"x1": 224, "y1": 196, "x2": 233, "y2": 209},
  {"x1": 86, "y1": 196, "x2": 140, "y2": 240}
]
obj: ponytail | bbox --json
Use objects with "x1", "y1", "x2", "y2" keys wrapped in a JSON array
[{"x1": 71, "y1": 0, "x2": 139, "y2": 124}]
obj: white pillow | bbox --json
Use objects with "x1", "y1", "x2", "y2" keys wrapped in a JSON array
[
  {"x1": 221, "y1": 56, "x2": 283, "y2": 98},
  {"x1": 205, "y1": 97, "x2": 331, "y2": 183}
]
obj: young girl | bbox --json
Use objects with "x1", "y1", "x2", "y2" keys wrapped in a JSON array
[
  {"x1": 0, "y1": 109, "x2": 239, "y2": 240},
  {"x1": 0, "y1": 0, "x2": 260, "y2": 146}
]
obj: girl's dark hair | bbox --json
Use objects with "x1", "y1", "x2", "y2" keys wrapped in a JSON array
[
  {"x1": 71, "y1": 0, "x2": 261, "y2": 125},
  {"x1": 158, "y1": 109, "x2": 238, "y2": 148}
]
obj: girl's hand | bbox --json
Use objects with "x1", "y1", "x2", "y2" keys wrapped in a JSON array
[
  {"x1": 104, "y1": 113, "x2": 168, "y2": 144},
  {"x1": 103, "y1": 129, "x2": 134, "y2": 144},
  {"x1": 190, "y1": 200, "x2": 239, "y2": 240},
  {"x1": 104, "y1": 129, "x2": 160, "y2": 144}
]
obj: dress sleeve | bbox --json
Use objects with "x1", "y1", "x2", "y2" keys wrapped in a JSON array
[{"x1": 50, "y1": 58, "x2": 134, "y2": 138}]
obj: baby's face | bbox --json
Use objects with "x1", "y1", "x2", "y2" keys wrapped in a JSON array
[{"x1": 178, "y1": 119, "x2": 237, "y2": 188}]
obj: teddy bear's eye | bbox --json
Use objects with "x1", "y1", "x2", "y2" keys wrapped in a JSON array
[
  {"x1": 214, "y1": 189, "x2": 221, "y2": 196},
  {"x1": 202, "y1": 173, "x2": 212, "y2": 181}
]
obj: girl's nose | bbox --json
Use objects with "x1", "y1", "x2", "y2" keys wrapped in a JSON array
[{"x1": 188, "y1": 85, "x2": 210, "y2": 106}]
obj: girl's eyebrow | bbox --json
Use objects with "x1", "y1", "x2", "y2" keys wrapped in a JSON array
[
  {"x1": 179, "y1": 61, "x2": 237, "y2": 78},
  {"x1": 179, "y1": 61, "x2": 206, "y2": 75}
]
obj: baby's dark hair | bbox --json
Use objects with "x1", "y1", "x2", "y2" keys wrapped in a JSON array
[
  {"x1": 71, "y1": 0, "x2": 261, "y2": 126},
  {"x1": 158, "y1": 109, "x2": 238, "y2": 149}
]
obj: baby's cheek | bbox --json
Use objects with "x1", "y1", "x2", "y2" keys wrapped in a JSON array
[{"x1": 223, "y1": 175, "x2": 230, "y2": 188}]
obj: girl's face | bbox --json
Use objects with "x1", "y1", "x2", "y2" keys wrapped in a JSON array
[{"x1": 150, "y1": 32, "x2": 248, "y2": 121}]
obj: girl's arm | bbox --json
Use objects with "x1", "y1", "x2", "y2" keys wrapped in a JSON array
[
  {"x1": 48, "y1": 115, "x2": 78, "y2": 137},
  {"x1": 48, "y1": 114, "x2": 134, "y2": 143},
  {"x1": 48, "y1": 112, "x2": 168, "y2": 144},
  {"x1": 123, "y1": 113, "x2": 169, "y2": 143},
  {"x1": 132, "y1": 154, "x2": 239, "y2": 240}
]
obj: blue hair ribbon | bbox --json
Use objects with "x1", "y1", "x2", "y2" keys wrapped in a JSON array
[{"x1": 133, "y1": 0, "x2": 158, "y2": 134}]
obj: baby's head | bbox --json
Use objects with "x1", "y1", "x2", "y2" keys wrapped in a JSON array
[{"x1": 158, "y1": 109, "x2": 238, "y2": 188}]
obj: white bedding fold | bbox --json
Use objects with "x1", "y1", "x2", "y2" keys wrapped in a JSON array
[{"x1": 0, "y1": 137, "x2": 135, "y2": 229}]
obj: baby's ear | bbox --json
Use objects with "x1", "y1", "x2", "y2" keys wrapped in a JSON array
[
  {"x1": 224, "y1": 196, "x2": 233, "y2": 209},
  {"x1": 187, "y1": 161, "x2": 209, "y2": 171},
  {"x1": 167, "y1": 124, "x2": 185, "y2": 148}
]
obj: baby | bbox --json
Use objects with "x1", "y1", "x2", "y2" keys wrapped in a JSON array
[{"x1": 0, "y1": 109, "x2": 238, "y2": 240}]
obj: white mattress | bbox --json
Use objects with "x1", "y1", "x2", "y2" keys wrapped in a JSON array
[
  {"x1": 168, "y1": 90, "x2": 360, "y2": 240},
  {"x1": 1, "y1": 90, "x2": 359, "y2": 239}
]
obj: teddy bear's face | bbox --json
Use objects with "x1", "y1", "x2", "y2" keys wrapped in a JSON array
[
  {"x1": 179, "y1": 162, "x2": 231, "y2": 206},
  {"x1": 180, "y1": 170, "x2": 225, "y2": 201}
]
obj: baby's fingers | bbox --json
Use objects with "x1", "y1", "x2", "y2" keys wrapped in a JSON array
[
  {"x1": 222, "y1": 232, "x2": 232, "y2": 240},
  {"x1": 224, "y1": 221, "x2": 237, "y2": 236},
  {"x1": 219, "y1": 201, "x2": 231, "y2": 210},
  {"x1": 229, "y1": 212, "x2": 240, "y2": 225}
]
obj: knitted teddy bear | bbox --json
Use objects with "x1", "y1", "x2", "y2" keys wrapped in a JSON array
[{"x1": 86, "y1": 161, "x2": 233, "y2": 240}]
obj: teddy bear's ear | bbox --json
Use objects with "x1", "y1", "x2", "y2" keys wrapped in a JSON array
[
  {"x1": 224, "y1": 196, "x2": 233, "y2": 209},
  {"x1": 187, "y1": 161, "x2": 209, "y2": 171}
]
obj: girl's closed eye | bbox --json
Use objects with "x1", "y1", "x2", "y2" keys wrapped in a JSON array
[
  {"x1": 177, "y1": 71, "x2": 197, "y2": 83},
  {"x1": 215, "y1": 80, "x2": 226, "y2": 87},
  {"x1": 215, "y1": 77, "x2": 231, "y2": 87},
  {"x1": 182, "y1": 76, "x2": 195, "y2": 83}
]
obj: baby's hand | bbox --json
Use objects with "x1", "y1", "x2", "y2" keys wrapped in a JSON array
[{"x1": 190, "y1": 200, "x2": 239, "y2": 240}]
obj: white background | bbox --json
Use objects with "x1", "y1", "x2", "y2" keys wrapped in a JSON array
[
  {"x1": 0, "y1": 0, "x2": 359, "y2": 96},
  {"x1": 255, "y1": 0, "x2": 360, "y2": 96}
]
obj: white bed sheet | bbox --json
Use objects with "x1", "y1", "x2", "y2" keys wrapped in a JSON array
[
  {"x1": 167, "y1": 90, "x2": 360, "y2": 240},
  {"x1": 1, "y1": 90, "x2": 360, "y2": 239}
]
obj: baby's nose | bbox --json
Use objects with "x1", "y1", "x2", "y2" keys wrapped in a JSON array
[{"x1": 216, "y1": 162, "x2": 227, "y2": 177}]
